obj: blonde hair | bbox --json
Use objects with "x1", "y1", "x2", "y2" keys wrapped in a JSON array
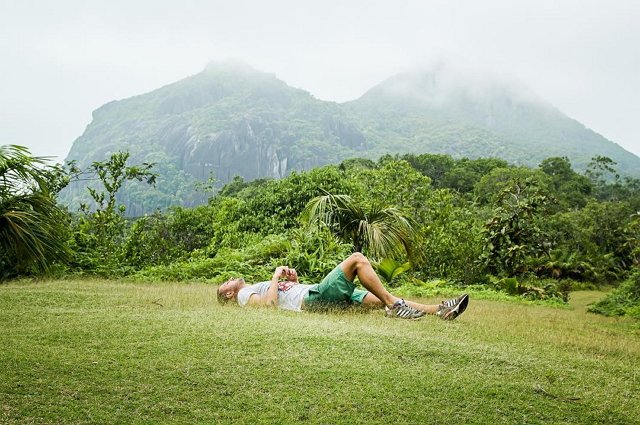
[
  {"x1": 217, "y1": 281, "x2": 230, "y2": 305},
  {"x1": 217, "y1": 278, "x2": 243, "y2": 305}
]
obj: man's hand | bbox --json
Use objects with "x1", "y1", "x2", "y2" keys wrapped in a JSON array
[
  {"x1": 285, "y1": 268, "x2": 298, "y2": 283},
  {"x1": 272, "y1": 266, "x2": 288, "y2": 281},
  {"x1": 247, "y1": 266, "x2": 299, "y2": 307},
  {"x1": 273, "y1": 266, "x2": 298, "y2": 283}
]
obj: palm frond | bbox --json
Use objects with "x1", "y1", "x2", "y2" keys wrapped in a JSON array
[
  {"x1": 0, "y1": 193, "x2": 69, "y2": 271},
  {"x1": 301, "y1": 193, "x2": 418, "y2": 259},
  {"x1": 301, "y1": 193, "x2": 364, "y2": 235},
  {"x1": 0, "y1": 145, "x2": 69, "y2": 276},
  {"x1": 359, "y1": 209, "x2": 410, "y2": 258},
  {"x1": 0, "y1": 145, "x2": 51, "y2": 196}
]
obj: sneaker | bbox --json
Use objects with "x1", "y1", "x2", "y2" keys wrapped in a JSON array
[
  {"x1": 436, "y1": 294, "x2": 469, "y2": 320},
  {"x1": 385, "y1": 299, "x2": 426, "y2": 319}
]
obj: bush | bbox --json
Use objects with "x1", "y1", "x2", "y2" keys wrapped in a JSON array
[
  {"x1": 233, "y1": 166, "x2": 360, "y2": 235},
  {"x1": 493, "y1": 277, "x2": 570, "y2": 302},
  {"x1": 588, "y1": 271, "x2": 640, "y2": 318},
  {"x1": 417, "y1": 189, "x2": 485, "y2": 284},
  {"x1": 133, "y1": 228, "x2": 352, "y2": 283},
  {"x1": 123, "y1": 206, "x2": 217, "y2": 268},
  {"x1": 131, "y1": 248, "x2": 270, "y2": 283}
]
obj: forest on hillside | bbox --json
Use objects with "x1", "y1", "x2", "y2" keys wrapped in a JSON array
[{"x1": 2, "y1": 145, "x2": 639, "y2": 318}]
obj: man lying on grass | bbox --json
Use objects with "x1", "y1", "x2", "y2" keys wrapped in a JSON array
[{"x1": 217, "y1": 252, "x2": 469, "y2": 320}]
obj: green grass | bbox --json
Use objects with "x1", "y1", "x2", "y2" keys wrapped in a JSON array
[{"x1": 1, "y1": 280, "x2": 639, "y2": 424}]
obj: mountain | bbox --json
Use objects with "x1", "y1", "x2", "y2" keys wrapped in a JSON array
[
  {"x1": 61, "y1": 61, "x2": 367, "y2": 213},
  {"x1": 346, "y1": 66, "x2": 638, "y2": 172},
  {"x1": 61, "y1": 61, "x2": 640, "y2": 214},
  {"x1": 68, "y1": 61, "x2": 369, "y2": 178}
]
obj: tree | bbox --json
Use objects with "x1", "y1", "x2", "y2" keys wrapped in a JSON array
[
  {"x1": 474, "y1": 166, "x2": 551, "y2": 205},
  {"x1": 0, "y1": 145, "x2": 69, "y2": 279},
  {"x1": 585, "y1": 155, "x2": 626, "y2": 201},
  {"x1": 480, "y1": 178, "x2": 552, "y2": 276},
  {"x1": 233, "y1": 166, "x2": 360, "y2": 236},
  {"x1": 301, "y1": 193, "x2": 418, "y2": 259},
  {"x1": 442, "y1": 157, "x2": 509, "y2": 193},
  {"x1": 622, "y1": 212, "x2": 640, "y2": 269},
  {"x1": 338, "y1": 158, "x2": 377, "y2": 172},
  {"x1": 538, "y1": 157, "x2": 593, "y2": 210},
  {"x1": 69, "y1": 152, "x2": 156, "y2": 274},
  {"x1": 586, "y1": 155, "x2": 619, "y2": 187},
  {"x1": 348, "y1": 159, "x2": 431, "y2": 213},
  {"x1": 401, "y1": 153, "x2": 454, "y2": 188},
  {"x1": 417, "y1": 189, "x2": 485, "y2": 284}
]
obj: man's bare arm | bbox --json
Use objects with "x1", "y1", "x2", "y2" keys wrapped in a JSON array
[{"x1": 245, "y1": 266, "x2": 288, "y2": 307}]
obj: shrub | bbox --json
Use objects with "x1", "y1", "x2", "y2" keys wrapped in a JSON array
[
  {"x1": 493, "y1": 277, "x2": 570, "y2": 302},
  {"x1": 133, "y1": 228, "x2": 351, "y2": 283},
  {"x1": 123, "y1": 206, "x2": 217, "y2": 268},
  {"x1": 588, "y1": 271, "x2": 640, "y2": 318},
  {"x1": 417, "y1": 189, "x2": 485, "y2": 284}
]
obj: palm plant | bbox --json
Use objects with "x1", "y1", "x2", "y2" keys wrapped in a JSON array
[
  {"x1": 0, "y1": 145, "x2": 68, "y2": 278},
  {"x1": 300, "y1": 193, "x2": 418, "y2": 259},
  {"x1": 373, "y1": 257, "x2": 412, "y2": 285}
]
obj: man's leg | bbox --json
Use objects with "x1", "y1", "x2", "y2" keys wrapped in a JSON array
[
  {"x1": 359, "y1": 293, "x2": 439, "y2": 314},
  {"x1": 339, "y1": 252, "x2": 397, "y2": 306},
  {"x1": 340, "y1": 252, "x2": 438, "y2": 313},
  {"x1": 343, "y1": 252, "x2": 464, "y2": 315}
]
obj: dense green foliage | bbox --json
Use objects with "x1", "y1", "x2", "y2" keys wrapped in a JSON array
[
  {"x1": 3, "y1": 144, "x2": 640, "y2": 317},
  {"x1": 67, "y1": 152, "x2": 156, "y2": 275},
  {"x1": 589, "y1": 271, "x2": 640, "y2": 318},
  {"x1": 480, "y1": 178, "x2": 552, "y2": 276}
]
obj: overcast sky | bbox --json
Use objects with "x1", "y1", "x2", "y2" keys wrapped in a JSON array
[{"x1": 1, "y1": 0, "x2": 639, "y2": 162}]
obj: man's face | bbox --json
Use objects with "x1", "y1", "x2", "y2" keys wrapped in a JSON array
[{"x1": 218, "y1": 278, "x2": 245, "y2": 300}]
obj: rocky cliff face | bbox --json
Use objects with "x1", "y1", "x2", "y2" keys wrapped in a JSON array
[
  {"x1": 69, "y1": 63, "x2": 367, "y2": 173},
  {"x1": 178, "y1": 116, "x2": 366, "y2": 181},
  {"x1": 61, "y1": 62, "x2": 369, "y2": 213},
  {"x1": 180, "y1": 119, "x2": 290, "y2": 181}
]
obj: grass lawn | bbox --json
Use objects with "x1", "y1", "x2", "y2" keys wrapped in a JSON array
[{"x1": 1, "y1": 279, "x2": 639, "y2": 424}]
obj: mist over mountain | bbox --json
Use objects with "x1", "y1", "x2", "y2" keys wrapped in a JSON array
[
  {"x1": 347, "y1": 65, "x2": 637, "y2": 172},
  {"x1": 61, "y1": 61, "x2": 640, "y2": 214}
]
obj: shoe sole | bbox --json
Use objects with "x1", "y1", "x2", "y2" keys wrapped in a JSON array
[
  {"x1": 457, "y1": 294, "x2": 469, "y2": 315},
  {"x1": 442, "y1": 294, "x2": 469, "y2": 320},
  {"x1": 385, "y1": 308, "x2": 425, "y2": 320}
]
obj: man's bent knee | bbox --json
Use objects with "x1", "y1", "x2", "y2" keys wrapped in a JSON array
[
  {"x1": 340, "y1": 252, "x2": 368, "y2": 281},
  {"x1": 349, "y1": 251, "x2": 366, "y2": 260},
  {"x1": 348, "y1": 252, "x2": 370, "y2": 269}
]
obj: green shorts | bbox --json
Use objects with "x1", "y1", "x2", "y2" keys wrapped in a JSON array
[{"x1": 303, "y1": 265, "x2": 368, "y2": 307}]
